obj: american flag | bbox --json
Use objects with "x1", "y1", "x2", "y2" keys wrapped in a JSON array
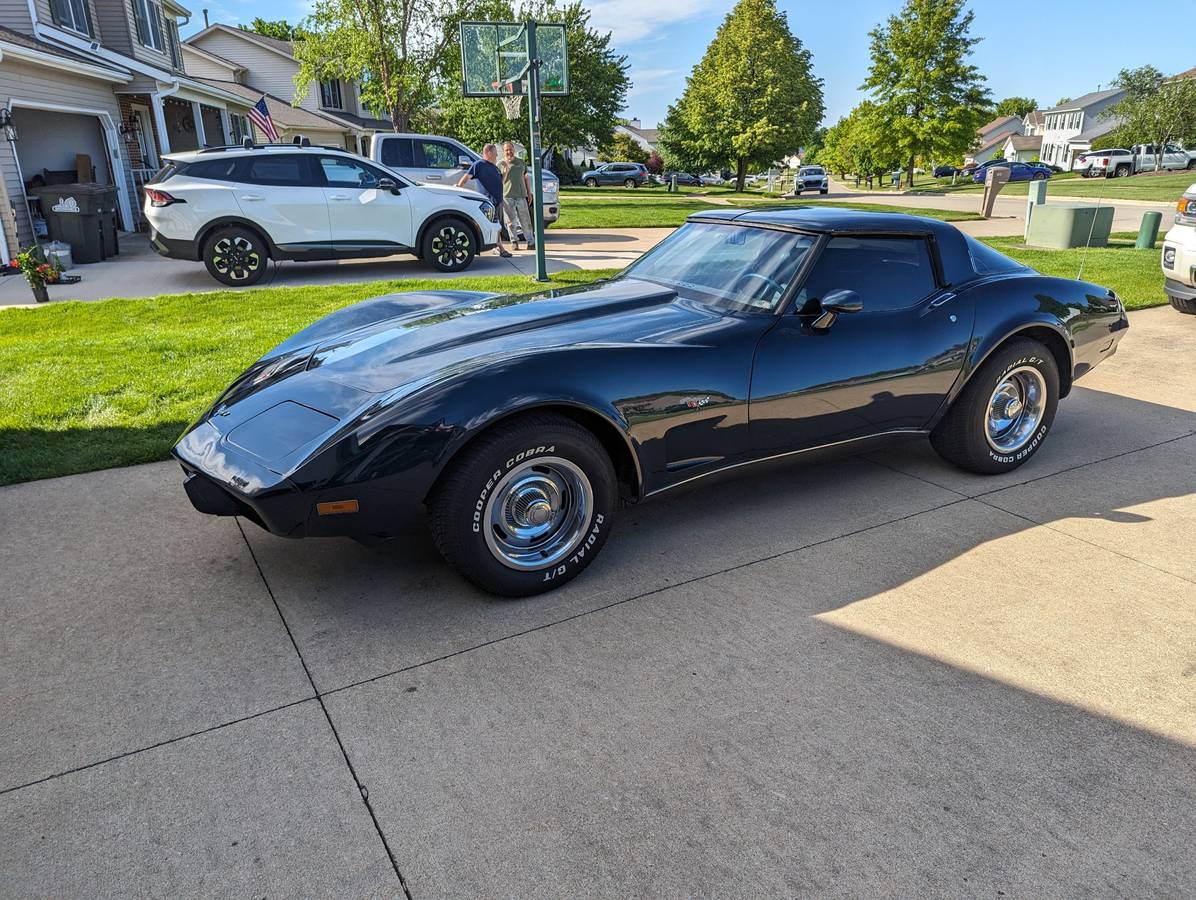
[{"x1": 246, "y1": 96, "x2": 278, "y2": 143}]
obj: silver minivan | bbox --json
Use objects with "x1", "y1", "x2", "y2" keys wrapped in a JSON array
[{"x1": 370, "y1": 132, "x2": 559, "y2": 224}]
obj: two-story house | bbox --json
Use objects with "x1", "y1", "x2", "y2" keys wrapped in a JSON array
[
  {"x1": 184, "y1": 23, "x2": 391, "y2": 154},
  {"x1": 0, "y1": 0, "x2": 257, "y2": 259},
  {"x1": 1038, "y1": 89, "x2": 1125, "y2": 171},
  {"x1": 965, "y1": 114, "x2": 1024, "y2": 165}
]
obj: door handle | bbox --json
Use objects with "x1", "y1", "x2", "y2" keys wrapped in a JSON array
[
  {"x1": 425, "y1": 174, "x2": 441, "y2": 181},
  {"x1": 239, "y1": 194, "x2": 263, "y2": 201},
  {"x1": 328, "y1": 194, "x2": 350, "y2": 201},
  {"x1": 928, "y1": 292, "x2": 955, "y2": 308}
]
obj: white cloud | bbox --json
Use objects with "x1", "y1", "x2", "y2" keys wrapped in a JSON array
[
  {"x1": 627, "y1": 68, "x2": 679, "y2": 96},
  {"x1": 585, "y1": 0, "x2": 726, "y2": 44}
]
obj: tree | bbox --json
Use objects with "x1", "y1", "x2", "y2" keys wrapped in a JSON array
[
  {"x1": 645, "y1": 150, "x2": 663, "y2": 174},
  {"x1": 659, "y1": 0, "x2": 823, "y2": 191},
  {"x1": 1105, "y1": 65, "x2": 1196, "y2": 170},
  {"x1": 241, "y1": 18, "x2": 305, "y2": 41},
  {"x1": 598, "y1": 130, "x2": 649, "y2": 163},
  {"x1": 295, "y1": 0, "x2": 471, "y2": 132},
  {"x1": 995, "y1": 96, "x2": 1037, "y2": 118},
  {"x1": 433, "y1": 0, "x2": 630, "y2": 159},
  {"x1": 861, "y1": 0, "x2": 991, "y2": 185}
]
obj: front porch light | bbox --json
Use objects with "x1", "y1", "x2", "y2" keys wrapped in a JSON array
[
  {"x1": 0, "y1": 108, "x2": 16, "y2": 142},
  {"x1": 119, "y1": 117, "x2": 138, "y2": 142}
]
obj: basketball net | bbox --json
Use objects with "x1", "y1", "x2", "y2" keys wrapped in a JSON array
[{"x1": 493, "y1": 79, "x2": 525, "y2": 120}]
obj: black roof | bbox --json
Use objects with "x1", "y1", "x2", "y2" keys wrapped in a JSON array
[{"x1": 689, "y1": 206, "x2": 976, "y2": 285}]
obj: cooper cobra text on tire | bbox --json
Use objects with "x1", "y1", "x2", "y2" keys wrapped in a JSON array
[
  {"x1": 204, "y1": 226, "x2": 267, "y2": 286},
  {"x1": 421, "y1": 217, "x2": 477, "y2": 272},
  {"x1": 930, "y1": 338, "x2": 1060, "y2": 474},
  {"x1": 428, "y1": 413, "x2": 618, "y2": 596}
]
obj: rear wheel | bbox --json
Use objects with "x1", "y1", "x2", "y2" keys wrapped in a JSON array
[
  {"x1": 1171, "y1": 295, "x2": 1196, "y2": 315},
  {"x1": 1115, "y1": 164, "x2": 1131, "y2": 177},
  {"x1": 429, "y1": 413, "x2": 617, "y2": 596},
  {"x1": 930, "y1": 339, "x2": 1060, "y2": 474},
  {"x1": 203, "y1": 226, "x2": 267, "y2": 286},
  {"x1": 624, "y1": 178, "x2": 637, "y2": 188},
  {"x1": 421, "y1": 217, "x2": 476, "y2": 272},
  {"x1": 1033, "y1": 171, "x2": 1046, "y2": 180}
]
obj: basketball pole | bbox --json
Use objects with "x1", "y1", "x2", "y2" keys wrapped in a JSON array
[{"x1": 525, "y1": 21, "x2": 548, "y2": 282}]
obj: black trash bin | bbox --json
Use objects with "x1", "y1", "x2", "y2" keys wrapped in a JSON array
[{"x1": 30, "y1": 183, "x2": 119, "y2": 264}]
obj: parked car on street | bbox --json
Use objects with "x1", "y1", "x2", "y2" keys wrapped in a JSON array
[
  {"x1": 1162, "y1": 181, "x2": 1196, "y2": 314},
  {"x1": 145, "y1": 144, "x2": 501, "y2": 285},
  {"x1": 1129, "y1": 144, "x2": 1196, "y2": 174},
  {"x1": 1076, "y1": 145, "x2": 1196, "y2": 178},
  {"x1": 174, "y1": 207, "x2": 1128, "y2": 596},
  {"x1": 658, "y1": 171, "x2": 702, "y2": 187},
  {"x1": 581, "y1": 162, "x2": 650, "y2": 187},
  {"x1": 370, "y1": 132, "x2": 559, "y2": 223},
  {"x1": 933, "y1": 165, "x2": 961, "y2": 178},
  {"x1": 971, "y1": 160, "x2": 1050, "y2": 183},
  {"x1": 793, "y1": 165, "x2": 829, "y2": 194},
  {"x1": 699, "y1": 173, "x2": 725, "y2": 186}
]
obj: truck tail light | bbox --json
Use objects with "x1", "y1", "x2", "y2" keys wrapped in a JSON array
[{"x1": 145, "y1": 189, "x2": 184, "y2": 207}]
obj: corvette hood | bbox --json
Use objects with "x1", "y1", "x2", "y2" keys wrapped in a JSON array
[{"x1": 304, "y1": 277, "x2": 698, "y2": 393}]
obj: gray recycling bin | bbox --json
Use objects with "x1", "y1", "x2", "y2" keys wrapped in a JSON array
[{"x1": 30, "y1": 183, "x2": 119, "y2": 263}]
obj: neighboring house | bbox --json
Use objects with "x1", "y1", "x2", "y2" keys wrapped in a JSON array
[
  {"x1": 965, "y1": 114, "x2": 1024, "y2": 165},
  {"x1": 1038, "y1": 89, "x2": 1125, "y2": 171},
  {"x1": 0, "y1": 0, "x2": 258, "y2": 258},
  {"x1": 184, "y1": 23, "x2": 390, "y2": 153},
  {"x1": 1022, "y1": 109, "x2": 1046, "y2": 137},
  {"x1": 567, "y1": 116, "x2": 658, "y2": 168},
  {"x1": 1002, "y1": 133, "x2": 1043, "y2": 162}
]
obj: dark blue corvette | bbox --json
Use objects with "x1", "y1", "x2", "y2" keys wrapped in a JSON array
[{"x1": 176, "y1": 207, "x2": 1127, "y2": 595}]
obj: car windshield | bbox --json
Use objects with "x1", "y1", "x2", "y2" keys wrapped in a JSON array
[
  {"x1": 619, "y1": 222, "x2": 815, "y2": 312},
  {"x1": 801, "y1": 167, "x2": 823, "y2": 175}
]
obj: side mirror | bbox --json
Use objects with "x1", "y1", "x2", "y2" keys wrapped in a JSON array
[
  {"x1": 810, "y1": 288, "x2": 863, "y2": 330},
  {"x1": 458, "y1": 155, "x2": 472, "y2": 168},
  {"x1": 377, "y1": 177, "x2": 400, "y2": 194}
]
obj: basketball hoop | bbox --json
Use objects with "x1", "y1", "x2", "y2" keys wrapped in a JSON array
[{"x1": 493, "y1": 79, "x2": 525, "y2": 120}]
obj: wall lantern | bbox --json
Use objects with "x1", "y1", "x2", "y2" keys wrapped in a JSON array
[{"x1": 0, "y1": 108, "x2": 16, "y2": 142}]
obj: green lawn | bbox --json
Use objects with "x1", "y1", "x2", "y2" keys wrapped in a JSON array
[
  {"x1": 0, "y1": 230, "x2": 1164, "y2": 487},
  {"x1": 907, "y1": 169, "x2": 1193, "y2": 202},
  {"x1": 0, "y1": 269, "x2": 613, "y2": 487},
  {"x1": 553, "y1": 194, "x2": 981, "y2": 228}
]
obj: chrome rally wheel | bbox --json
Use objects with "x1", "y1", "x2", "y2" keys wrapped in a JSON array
[
  {"x1": 985, "y1": 366, "x2": 1047, "y2": 454},
  {"x1": 483, "y1": 458, "x2": 593, "y2": 570}
]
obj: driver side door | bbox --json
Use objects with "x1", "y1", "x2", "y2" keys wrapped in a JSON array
[{"x1": 749, "y1": 234, "x2": 974, "y2": 452}]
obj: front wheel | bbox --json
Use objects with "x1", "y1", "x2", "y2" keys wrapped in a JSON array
[
  {"x1": 428, "y1": 413, "x2": 617, "y2": 596},
  {"x1": 204, "y1": 226, "x2": 267, "y2": 286},
  {"x1": 421, "y1": 217, "x2": 476, "y2": 272},
  {"x1": 584, "y1": 177, "x2": 598, "y2": 188},
  {"x1": 1033, "y1": 172, "x2": 1046, "y2": 180},
  {"x1": 930, "y1": 339, "x2": 1060, "y2": 474},
  {"x1": 1171, "y1": 295, "x2": 1196, "y2": 315},
  {"x1": 820, "y1": 188, "x2": 828, "y2": 194}
]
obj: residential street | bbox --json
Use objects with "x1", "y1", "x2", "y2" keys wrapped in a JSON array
[{"x1": 3, "y1": 305, "x2": 1193, "y2": 896}]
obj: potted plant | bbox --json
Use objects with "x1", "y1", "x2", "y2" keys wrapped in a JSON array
[{"x1": 10, "y1": 245, "x2": 62, "y2": 303}]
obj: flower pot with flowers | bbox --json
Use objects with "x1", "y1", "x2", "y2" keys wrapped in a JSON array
[{"x1": 11, "y1": 245, "x2": 63, "y2": 303}]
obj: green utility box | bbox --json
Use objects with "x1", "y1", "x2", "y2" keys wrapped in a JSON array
[
  {"x1": 30, "y1": 183, "x2": 119, "y2": 263},
  {"x1": 1025, "y1": 202, "x2": 1114, "y2": 250}
]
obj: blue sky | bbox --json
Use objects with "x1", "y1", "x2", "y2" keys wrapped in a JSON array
[{"x1": 183, "y1": 0, "x2": 1189, "y2": 129}]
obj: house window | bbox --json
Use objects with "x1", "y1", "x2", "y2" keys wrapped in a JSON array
[
  {"x1": 133, "y1": 0, "x2": 165, "y2": 52},
  {"x1": 167, "y1": 20, "x2": 182, "y2": 68},
  {"x1": 229, "y1": 113, "x2": 250, "y2": 144},
  {"x1": 320, "y1": 80, "x2": 343, "y2": 110},
  {"x1": 49, "y1": 0, "x2": 94, "y2": 36}
]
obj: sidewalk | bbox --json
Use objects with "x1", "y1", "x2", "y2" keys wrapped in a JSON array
[{"x1": 0, "y1": 229, "x2": 671, "y2": 307}]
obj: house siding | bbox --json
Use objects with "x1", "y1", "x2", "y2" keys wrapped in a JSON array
[
  {"x1": 189, "y1": 30, "x2": 316, "y2": 109},
  {"x1": 0, "y1": 57, "x2": 134, "y2": 246},
  {"x1": 92, "y1": 0, "x2": 135, "y2": 56},
  {"x1": 1039, "y1": 94, "x2": 1123, "y2": 170},
  {"x1": 180, "y1": 46, "x2": 240, "y2": 81},
  {"x1": 0, "y1": 0, "x2": 33, "y2": 32}
]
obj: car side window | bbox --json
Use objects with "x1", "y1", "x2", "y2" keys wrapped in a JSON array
[
  {"x1": 797, "y1": 236, "x2": 938, "y2": 313},
  {"x1": 379, "y1": 138, "x2": 414, "y2": 168},
  {"x1": 242, "y1": 154, "x2": 310, "y2": 186},
  {"x1": 318, "y1": 155, "x2": 381, "y2": 188},
  {"x1": 416, "y1": 140, "x2": 458, "y2": 169},
  {"x1": 185, "y1": 158, "x2": 242, "y2": 181}
]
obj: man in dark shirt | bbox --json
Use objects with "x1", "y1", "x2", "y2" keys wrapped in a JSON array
[{"x1": 457, "y1": 143, "x2": 511, "y2": 258}]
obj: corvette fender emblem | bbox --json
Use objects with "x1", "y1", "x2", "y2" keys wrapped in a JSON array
[{"x1": 684, "y1": 396, "x2": 711, "y2": 409}]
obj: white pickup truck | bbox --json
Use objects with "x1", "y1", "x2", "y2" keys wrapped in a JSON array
[
  {"x1": 1075, "y1": 143, "x2": 1196, "y2": 178},
  {"x1": 1162, "y1": 181, "x2": 1196, "y2": 314}
]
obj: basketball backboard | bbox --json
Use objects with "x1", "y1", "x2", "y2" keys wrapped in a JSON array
[{"x1": 459, "y1": 21, "x2": 569, "y2": 97}]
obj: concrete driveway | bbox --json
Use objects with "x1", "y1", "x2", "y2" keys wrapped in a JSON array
[
  {"x1": 2, "y1": 307, "x2": 1194, "y2": 896},
  {"x1": 0, "y1": 229, "x2": 669, "y2": 307}
]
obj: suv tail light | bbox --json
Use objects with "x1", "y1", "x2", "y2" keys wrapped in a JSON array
[{"x1": 145, "y1": 188, "x2": 184, "y2": 207}]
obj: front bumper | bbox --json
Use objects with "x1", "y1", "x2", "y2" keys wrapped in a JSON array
[{"x1": 1161, "y1": 225, "x2": 1196, "y2": 293}]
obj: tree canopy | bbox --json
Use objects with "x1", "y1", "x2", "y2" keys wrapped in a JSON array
[
  {"x1": 658, "y1": 0, "x2": 822, "y2": 190},
  {"x1": 1105, "y1": 66, "x2": 1196, "y2": 169},
  {"x1": 240, "y1": 18, "x2": 306, "y2": 41},
  {"x1": 598, "y1": 130, "x2": 649, "y2": 164},
  {"x1": 861, "y1": 0, "x2": 990, "y2": 180},
  {"x1": 995, "y1": 96, "x2": 1037, "y2": 118}
]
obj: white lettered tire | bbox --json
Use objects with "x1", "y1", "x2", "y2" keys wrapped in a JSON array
[
  {"x1": 930, "y1": 338, "x2": 1060, "y2": 474},
  {"x1": 429, "y1": 413, "x2": 617, "y2": 596}
]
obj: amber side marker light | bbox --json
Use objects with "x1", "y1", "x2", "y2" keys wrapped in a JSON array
[{"x1": 317, "y1": 499, "x2": 360, "y2": 516}]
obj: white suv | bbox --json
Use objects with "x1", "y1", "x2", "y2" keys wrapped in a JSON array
[{"x1": 145, "y1": 143, "x2": 501, "y2": 286}]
